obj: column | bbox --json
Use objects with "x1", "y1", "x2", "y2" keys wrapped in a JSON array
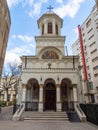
[
  {"x1": 38, "y1": 84, "x2": 43, "y2": 112},
  {"x1": 22, "y1": 84, "x2": 26, "y2": 104},
  {"x1": 44, "y1": 23, "x2": 47, "y2": 34},
  {"x1": 73, "y1": 86, "x2": 78, "y2": 107},
  {"x1": 52, "y1": 20, "x2": 55, "y2": 34},
  {"x1": 56, "y1": 84, "x2": 61, "y2": 111}
]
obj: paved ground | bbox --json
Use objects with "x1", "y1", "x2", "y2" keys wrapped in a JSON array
[{"x1": 0, "y1": 106, "x2": 98, "y2": 130}]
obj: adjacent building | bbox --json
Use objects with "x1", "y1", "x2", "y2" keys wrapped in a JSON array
[
  {"x1": 72, "y1": 5, "x2": 98, "y2": 103},
  {"x1": 0, "y1": 76, "x2": 19, "y2": 104},
  {"x1": 0, "y1": 0, "x2": 11, "y2": 81},
  {"x1": 96, "y1": 0, "x2": 98, "y2": 9}
]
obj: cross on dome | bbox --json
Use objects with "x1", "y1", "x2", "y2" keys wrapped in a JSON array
[{"x1": 47, "y1": 5, "x2": 54, "y2": 12}]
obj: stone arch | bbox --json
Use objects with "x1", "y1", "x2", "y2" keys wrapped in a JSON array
[
  {"x1": 61, "y1": 78, "x2": 72, "y2": 88},
  {"x1": 27, "y1": 78, "x2": 39, "y2": 89},
  {"x1": 26, "y1": 78, "x2": 39, "y2": 101},
  {"x1": 38, "y1": 46, "x2": 63, "y2": 60}
]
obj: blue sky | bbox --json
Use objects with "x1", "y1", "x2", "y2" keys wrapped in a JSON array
[{"x1": 5, "y1": 0, "x2": 95, "y2": 65}]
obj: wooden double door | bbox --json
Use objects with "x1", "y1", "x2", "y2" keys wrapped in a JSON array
[{"x1": 45, "y1": 90, "x2": 56, "y2": 111}]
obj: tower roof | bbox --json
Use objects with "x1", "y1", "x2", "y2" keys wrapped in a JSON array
[{"x1": 37, "y1": 12, "x2": 63, "y2": 28}]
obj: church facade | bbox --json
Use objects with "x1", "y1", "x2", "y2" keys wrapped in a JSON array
[{"x1": 18, "y1": 11, "x2": 83, "y2": 112}]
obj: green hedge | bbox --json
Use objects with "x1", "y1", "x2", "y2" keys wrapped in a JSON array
[
  {"x1": 0, "y1": 101, "x2": 6, "y2": 107},
  {"x1": 80, "y1": 104, "x2": 98, "y2": 125}
]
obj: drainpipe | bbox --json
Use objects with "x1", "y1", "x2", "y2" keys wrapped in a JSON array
[{"x1": 78, "y1": 25, "x2": 90, "y2": 103}]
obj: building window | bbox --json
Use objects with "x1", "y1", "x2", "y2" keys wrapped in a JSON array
[
  {"x1": 88, "y1": 34, "x2": 94, "y2": 40},
  {"x1": 93, "y1": 66, "x2": 98, "y2": 70},
  {"x1": 88, "y1": 82, "x2": 93, "y2": 90},
  {"x1": 89, "y1": 41, "x2": 95, "y2": 47},
  {"x1": 88, "y1": 73, "x2": 91, "y2": 79},
  {"x1": 84, "y1": 45, "x2": 86, "y2": 50},
  {"x1": 92, "y1": 57, "x2": 98, "y2": 62},
  {"x1": 91, "y1": 94, "x2": 95, "y2": 103},
  {"x1": 82, "y1": 27, "x2": 84, "y2": 31},
  {"x1": 56, "y1": 24, "x2": 58, "y2": 35},
  {"x1": 83, "y1": 39, "x2": 85, "y2": 43},
  {"x1": 91, "y1": 49, "x2": 97, "y2": 54},
  {"x1": 86, "y1": 19, "x2": 91, "y2": 28},
  {"x1": 94, "y1": 73, "x2": 98, "y2": 77},
  {"x1": 85, "y1": 52, "x2": 87, "y2": 56},
  {"x1": 48, "y1": 22, "x2": 52, "y2": 33},
  {"x1": 8, "y1": 94, "x2": 10, "y2": 101},
  {"x1": 87, "y1": 66, "x2": 89, "y2": 70},
  {"x1": 42, "y1": 24, "x2": 44, "y2": 35},
  {"x1": 82, "y1": 33, "x2": 85, "y2": 37},
  {"x1": 87, "y1": 28, "x2": 93, "y2": 34}
]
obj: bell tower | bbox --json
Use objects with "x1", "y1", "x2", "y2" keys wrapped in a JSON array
[{"x1": 35, "y1": 6, "x2": 66, "y2": 56}]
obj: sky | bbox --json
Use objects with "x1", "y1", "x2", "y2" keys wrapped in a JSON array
[{"x1": 5, "y1": 0, "x2": 95, "y2": 65}]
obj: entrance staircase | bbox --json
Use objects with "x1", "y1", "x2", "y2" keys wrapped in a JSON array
[{"x1": 22, "y1": 111, "x2": 69, "y2": 122}]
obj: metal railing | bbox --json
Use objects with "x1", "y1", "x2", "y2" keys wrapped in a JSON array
[
  {"x1": 62, "y1": 101, "x2": 74, "y2": 111},
  {"x1": 25, "y1": 101, "x2": 38, "y2": 111}
]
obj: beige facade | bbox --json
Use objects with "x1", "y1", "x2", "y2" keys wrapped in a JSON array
[
  {"x1": 96, "y1": 0, "x2": 98, "y2": 9},
  {"x1": 0, "y1": 77, "x2": 19, "y2": 103},
  {"x1": 0, "y1": 0, "x2": 11, "y2": 81},
  {"x1": 72, "y1": 5, "x2": 98, "y2": 103},
  {"x1": 18, "y1": 11, "x2": 83, "y2": 112}
]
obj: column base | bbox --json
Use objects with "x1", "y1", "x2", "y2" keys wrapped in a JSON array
[
  {"x1": 56, "y1": 102, "x2": 61, "y2": 112},
  {"x1": 38, "y1": 102, "x2": 43, "y2": 112}
]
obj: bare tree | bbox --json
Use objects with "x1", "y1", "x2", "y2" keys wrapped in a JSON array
[{"x1": 0, "y1": 64, "x2": 20, "y2": 106}]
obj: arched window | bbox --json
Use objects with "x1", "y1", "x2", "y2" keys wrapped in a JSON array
[
  {"x1": 42, "y1": 24, "x2": 44, "y2": 35},
  {"x1": 48, "y1": 22, "x2": 52, "y2": 33},
  {"x1": 56, "y1": 24, "x2": 58, "y2": 35}
]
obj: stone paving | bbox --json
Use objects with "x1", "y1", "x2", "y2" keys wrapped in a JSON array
[{"x1": 0, "y1": 106, "x2": 98, "y2": 130}]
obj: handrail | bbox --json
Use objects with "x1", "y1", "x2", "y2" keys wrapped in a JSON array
[
  {"x1": 76, "y1": 104, "x2": 84, "y2": 115},
  {"x1": 12, "y1": 104, "x2": 25, "y2": 121},
  {"x1": 75, "y1": 103, "x2": 86, "y2": 121},
  {"x1": 17, "y1": 104, "x2": 23, "y2": 115}
]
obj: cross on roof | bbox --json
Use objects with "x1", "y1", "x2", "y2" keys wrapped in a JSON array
[
  {"x1": 48, "y1": 63, "x2": 51, "y2": 69},
  {"x1": 47, "y1": 5, "x2": 54, "y2": 12}
]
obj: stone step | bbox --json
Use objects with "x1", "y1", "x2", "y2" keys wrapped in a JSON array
[
  {"x1": 24, "y1": 117, "x2": 69, "y2": 121},
  {"x1": 22, "y1": 111, "x2": 69, "y2": 122}
]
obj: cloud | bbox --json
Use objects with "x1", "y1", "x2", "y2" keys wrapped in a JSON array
[
  {"x1": 29, "y1": 3, "x2": 41, "y2": 18},
  {"x1": 73, "y1": 28, "x2": 78, "y2": 37},
  {"x1": 8, "y1": 43, "x2": 36, "y2": 56},
  {"x1": 7, "y1": 0, "x2": 20, "y2": 7},
  {"x1": 28, "y1": 0, "x2": 48, "y2": 18},
  {"x1": 12, "y1": 34, "x2": 34, "y2": 43},
  {"x1": 4, "y1": 52, "x2": 22, "y2": 66},
  {"x1": 54, "y1": 0, "x2": 85, "y2": 18},
  {"x1": 56, "y1": 0, "x2": 63, "y2": 4}
]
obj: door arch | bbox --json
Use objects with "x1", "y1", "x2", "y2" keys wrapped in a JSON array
[{"x1": 44, "y1": 78, "x2": 56, "y2": 111}]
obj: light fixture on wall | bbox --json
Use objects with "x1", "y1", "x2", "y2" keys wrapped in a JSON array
[
  {"x1": 57, "y1": 76, "x2": 59, "y2": 82},
  {"x1": 40, "y1": 77, "x2": 42, "y2": 82}
]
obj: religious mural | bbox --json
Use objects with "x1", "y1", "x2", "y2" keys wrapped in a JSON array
[{"x1": 42, "y1": 50, "x2": 59, "y2": 59}]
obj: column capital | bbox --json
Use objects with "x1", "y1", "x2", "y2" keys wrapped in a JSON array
[
  {"x1": 39, "y1": 84, "x2": 44, "y2": 88},
  {"x1": 22, "y1": 83, "x2": 26, "y2": 88},
  {"x1": 72, "y1": 84, "x2": 77, "y2": 88},
  {"x1": 56, "y1": 84, "x2": 60, "y2": 88}
]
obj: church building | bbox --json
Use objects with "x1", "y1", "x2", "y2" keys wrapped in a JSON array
[{"x1": 18, "y1": 7, "x2": 83, "y2": 112}]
